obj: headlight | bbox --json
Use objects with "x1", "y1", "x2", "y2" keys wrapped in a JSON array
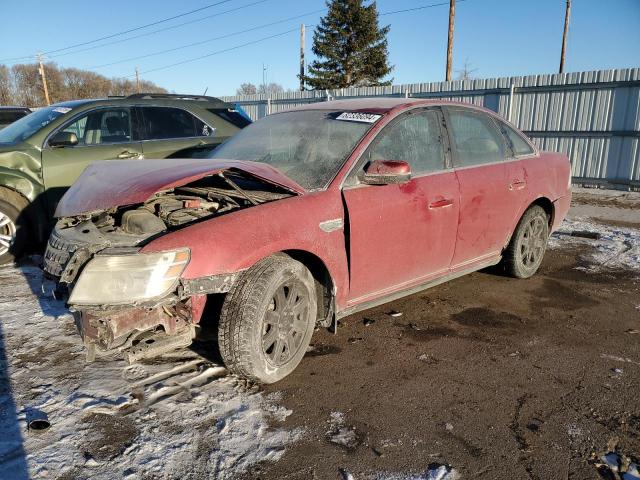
[{"x1": 69, "y1": 249, "x2": 190, "y2": 305}]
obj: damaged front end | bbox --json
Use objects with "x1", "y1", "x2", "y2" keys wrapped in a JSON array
[{"x1": 44, "y1": 170, "x2": 293, "y2": 362}]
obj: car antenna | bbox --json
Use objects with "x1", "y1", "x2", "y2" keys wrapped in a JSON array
[{"x1": 218, "y1": 172, "x2": 258, "y2": 206}]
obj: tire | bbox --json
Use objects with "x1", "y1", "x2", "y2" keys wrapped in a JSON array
[
  {"x1": 218, "y1": 255, "x2": 317, "y2": 384},
  {"x1": 0, "y1": 188, "x2": 30, "y2": 265},
  {"x1": 503, "y1": 205, "x2": 550, "y2": 279}
]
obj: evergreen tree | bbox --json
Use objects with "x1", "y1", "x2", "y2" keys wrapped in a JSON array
[{"x1": 302, "y1": 0, "x2": 392, "y2": 90}]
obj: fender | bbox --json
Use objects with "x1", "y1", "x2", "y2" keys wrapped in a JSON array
[
  {"x1": 0, "y1": 167, "x2": 43, "y2": 202},
  {"x1": 140, "y1": 190, "x2": 352, "y2": 309}
]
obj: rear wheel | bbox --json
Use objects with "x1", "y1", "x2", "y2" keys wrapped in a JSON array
[
  {"x1": 503, "y1": 205, "x2": 549, "y2": 279},
  {"x1": 0, "y1": 188, "x2": 30, "y2": 265},
  {"x1": 218, "y1": 255, "x2": 317, "y2": 384}
]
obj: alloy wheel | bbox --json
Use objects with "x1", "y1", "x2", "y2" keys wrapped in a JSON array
[
  {"x1": 261, "y1": 280, "x2": 311, "y2": 367},
  {"x1": 519, "y1": 215, "x2": 547, "y2": 268},
  {"x1": 0, "y1": 210, "x2": 16, "y2": 257}
]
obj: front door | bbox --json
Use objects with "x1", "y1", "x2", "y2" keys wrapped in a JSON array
[
  {"x1": 41, "y1": 107, "x2": 142, "y2": 213},
  {"x1": 343, "y1": 108, "x2": 460, "y2": 305}
]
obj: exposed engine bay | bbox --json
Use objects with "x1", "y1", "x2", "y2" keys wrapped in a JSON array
[
  {"x1": 45, "y1": 171, "x2": 292, "y2": 283},
  {"x1": 43, "y1": 170, "x2": 294, "y2": 363}
]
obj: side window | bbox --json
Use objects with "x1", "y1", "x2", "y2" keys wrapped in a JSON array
[
  {"x1": 500, "y1": 122, "x2": 535, "y2": 156},
  {"x1": 447, "y1": 109, "x2": 506, "y2": 167},
  {"x1": 142, "y1": 107, "x2": 212, "y2": 140},
  {"x1": 368, "y1": 110, "x2": 446, "y2": 175},
  {"x1": 59, "y1": 108, "x2": 131, "y2": 146}
]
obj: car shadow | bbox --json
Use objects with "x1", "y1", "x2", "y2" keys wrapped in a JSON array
[{"x1": 0, "y1": 281, "x2": 30, "y2": 480}]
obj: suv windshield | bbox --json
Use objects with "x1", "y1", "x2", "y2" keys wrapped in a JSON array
[
  {"x1": 209, "y1": 110, "x2": 374, "y2": 190},
  {"x1": 0, "y1": 106, "x2": 72, "y2": 144}
]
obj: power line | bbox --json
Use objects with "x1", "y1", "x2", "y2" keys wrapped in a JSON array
[
  {"x1": 127, "y1": 0, "x2": 468, "y2": 78},
  {"x1": 132, "y1": 27, "x2": 301, "y2": 77},
  {"x1": 380, "y1": 0, "x2": 469, "y2": 16},
  {"x1": 0, "y1": 0, "x2": 235, "y2": 63},
  {"x1": 89, "y1": 8, "x2": 326, "y2": 70},
  {"x1": 28, "y1": 0, "x2": 271, "y2": 64}
]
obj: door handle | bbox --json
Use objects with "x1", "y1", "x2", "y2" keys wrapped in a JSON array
[
  {"x1": 428, "y1": 198, "x2": 454, "y2": 209},
  {"x1": 117, "y1": 150, "x2": 140, "y2": 159},
  {"x1": 509, "y1": 180, "x2": 526, "y2": 191}
]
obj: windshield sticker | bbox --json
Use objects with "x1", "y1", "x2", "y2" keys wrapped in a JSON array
[
  {"x1": 52, "y1": 107, "x2": 72, "y2": 114},
  {"x1": 336, "y1": 112, "x2": 382, "y2": 124}
]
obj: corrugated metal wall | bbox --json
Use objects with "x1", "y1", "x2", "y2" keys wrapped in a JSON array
[{"x1": 222, "y1": 68, "x2": 640, "y2": 187}]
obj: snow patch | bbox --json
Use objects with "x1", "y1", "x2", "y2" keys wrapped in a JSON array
[
  {"x1": 327, "y1": 411, "x2": 359, "y2": 449},
  {"x1": 373, "y1": 464, "x2": 459, "y2": 480},
  {"x1": 550, "y1": 217, "x2": 640, "y2": 272},
  {"x1": 0, "y1": 263, "x2": 302, "y2": 479}
]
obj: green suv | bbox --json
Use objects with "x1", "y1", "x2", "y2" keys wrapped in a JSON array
[{"x1": 0, "y1": 93, "x2": 250, "y2": 264}]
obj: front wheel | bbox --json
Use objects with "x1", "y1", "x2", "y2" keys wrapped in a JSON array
[
  {"x1": 0, "y1": 188, "x2": 30, "y2": 265},
  {"x1": 503, "y1": 205, "x2": 549, "y2": 279},
  {"x1": 218, "y1": 255, "x2": 317, "y2": 384}
]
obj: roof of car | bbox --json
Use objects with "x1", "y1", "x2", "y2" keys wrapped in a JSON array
[
  {"x1": 0, "y1": 106, "x2": 31, "y2": 111},
  {"x1": 283, "y1": 97, "x2": 490, "y2": 115},
  {"x1": 49, "y1": 94, "x2": 229, "y2": 110}
]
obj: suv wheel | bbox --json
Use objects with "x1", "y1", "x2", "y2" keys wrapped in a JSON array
[
  {"x1": 0, "y1": 188, "x2": 29, "y2": 265},
  {"x1": 218, "y1": 255, "x2": 317, "y2": 384},
  {"x1": 503, "y1": 205, "x2": 549, "y2": 279}
]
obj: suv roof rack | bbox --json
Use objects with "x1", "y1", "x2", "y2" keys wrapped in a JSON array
[{"x1": 126, "y1": 93, "x2": 227, "y2": 104}]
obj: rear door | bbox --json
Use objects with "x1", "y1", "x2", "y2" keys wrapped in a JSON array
[
  {"x1": 138, "y1": 106, "x2": 218, "y2": 158},
  {"x1": 343, "y1": 108, "x2": 460, "y2": 305},
  {"x1": 444, "y1": 107, "x2": 513, "y2": 269},
  {"x1": 495, "y1": 119, "x2": 538, "y2": 226},
  {"x1": 41, "y1": 107, "x2": 143, "y2": 211}
]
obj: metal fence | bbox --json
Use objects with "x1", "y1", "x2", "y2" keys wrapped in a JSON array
[{"x1": 222, "y1": 68, "x2": 640, "y2": 189}]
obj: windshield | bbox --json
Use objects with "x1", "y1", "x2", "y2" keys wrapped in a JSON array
[
  {"x1": 0, "y1": 106, "x2": 73, "y2": 144},
  {"x1": 210, "y1": 110, "x2": 375, "y2": 190}
]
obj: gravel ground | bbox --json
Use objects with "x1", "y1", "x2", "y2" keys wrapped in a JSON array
[{"x1": 0, "y1": 189, "x2": 638, "y2": 480}]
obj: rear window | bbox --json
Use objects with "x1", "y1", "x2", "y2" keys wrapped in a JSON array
[
  {"x1": 208, "y1": 109, "x2": 252, "y2": 129},
  {"x1": 501, "y1": 122, "x2": 535, "y2": 156},
  {"x1": 142, "y1": 107, "x2": 213, "y2": 140},
  {"x1": 0, "y1": 110, "x2": 28, "y2": 126},
  {"x1": 447, "y1": 109, "x2": 507, "y2": 167}
]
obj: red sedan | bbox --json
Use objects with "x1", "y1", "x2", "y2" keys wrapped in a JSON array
[{"x1": 44, "y1": 98, "x2": 571, "y2": 383}]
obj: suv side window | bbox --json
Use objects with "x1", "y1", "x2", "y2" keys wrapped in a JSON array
[
  {"x1": 142, "y1": 107, "x2": 213, "y2": 140},
  {"x1": 59, "y1": 108, "x2": 131, "y2": 146},
  {"x1": 447, "y1": 109, "x2": 506, "y2": 167},
  {"x1": 368, "y1": 109, "x2": 446, "y2": 176},
  {"x1": 499, "y1": 121, "x2": 535, "y2": 156}
]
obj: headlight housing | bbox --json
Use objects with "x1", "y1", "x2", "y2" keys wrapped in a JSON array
[{"x1": 69, "y1": 249, "x2": 190, "y2": 305}]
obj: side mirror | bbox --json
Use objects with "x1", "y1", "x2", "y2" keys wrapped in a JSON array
[
  {"x1": 49, "y1": 131, "x2": 78, "y2": 148},
  {"x1": 361, "y1": 160, "x2": 411, "y2": 185}
]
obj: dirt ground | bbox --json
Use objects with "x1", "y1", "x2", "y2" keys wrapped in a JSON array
[
  {"x1": 241, "y1": 239, "x2": 640, "y2": 478},
  {"x1": 1, "y1": 190, "x2": 639, "y2": 480}
]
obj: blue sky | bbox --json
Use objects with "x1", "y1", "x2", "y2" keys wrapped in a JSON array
[{"x1": 1, "y1": 0, "x2": 638, "y2": 96}]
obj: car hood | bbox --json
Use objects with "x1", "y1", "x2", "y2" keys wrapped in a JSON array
[{"x1": 55, "y1": 158, "x2": 306, "y2": 218}]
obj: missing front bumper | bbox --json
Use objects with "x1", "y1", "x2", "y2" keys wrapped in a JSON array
[{"x1": 76, "y1": 295, "x2": 206, "y2": 363}]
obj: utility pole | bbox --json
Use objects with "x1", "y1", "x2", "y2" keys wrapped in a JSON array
[
  {"x1": 135, "y1": 67, "x2": 141, "y2": 93},
  {"x1": 559, "y1": 0, "x2": 571, "y2": 74},
  {"x1": 262, "y1": 64, "x2": 267, "y2": 94},
  {"x1": 299, "y1": 23, "x2": 305, "y2": 91},
  {"x1": 37, "y1": 54, "x2": 51, "y2": 106},
  {"x1": 445, "y1": 0, "x2": 455, "y2": 81}
]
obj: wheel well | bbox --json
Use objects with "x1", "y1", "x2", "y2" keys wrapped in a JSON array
[
  {"x1": 0, "y1": 185, "x2": 48, "y2": 243},
  {"x1": 283, "y1": 249, "x2": 334, "y2": 326},
  {"x1": 531, "y1": 197, "x2": 554, "y2": 227}
]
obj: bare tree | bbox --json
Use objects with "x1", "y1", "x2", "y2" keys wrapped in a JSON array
[
  {"x1": 455, "y1": 58, "x2": 478, "y2": 81},
  {"x1": 0, "y1": 65, "x2": 13, "y2": 105},
  {"x1": 0, "y1": 62, "x2": 167, "y2": 107},
  {"x1": 236, "y1": 83, "x2": 258, "y2": 95},
  {"x1": 258, "y1": 82, "x2": 285, "y2": 96}
]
